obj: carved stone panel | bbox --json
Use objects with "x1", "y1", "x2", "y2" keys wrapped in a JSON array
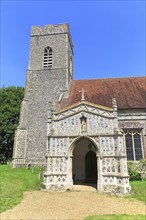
[
  {"x1": 47, "y1": 157, "x2": 68, "y2": 174},
  {"x1": 49, "y1": 138, "x2": 68, "y2": 156},
  {"x1": 54, "y1": 115, "x2": 79, "y2": 136},
  {"x1": 100, "y1": 137, "x2": 114, "y2": 156}
]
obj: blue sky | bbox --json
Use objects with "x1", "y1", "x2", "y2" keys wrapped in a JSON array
[{"x1": 1, "y1": 0, "x2": 145, "y2": 87}]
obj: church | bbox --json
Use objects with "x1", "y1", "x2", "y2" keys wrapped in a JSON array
[{"x1": 12, "y1": 23, "x2": 146, "y2": 195}]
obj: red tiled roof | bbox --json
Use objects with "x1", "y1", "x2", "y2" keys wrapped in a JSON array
[{"x1": 60, "y1": 76, "x2": 146, "y2": 110}]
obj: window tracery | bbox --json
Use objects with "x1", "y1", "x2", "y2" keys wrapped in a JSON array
[{"x1": 125, "y1": 131, "x2": 143, "y2": 161}]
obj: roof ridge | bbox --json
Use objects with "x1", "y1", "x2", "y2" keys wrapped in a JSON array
[{"x1": 73, "y1": 76, "x2": 145, "y2": 82}]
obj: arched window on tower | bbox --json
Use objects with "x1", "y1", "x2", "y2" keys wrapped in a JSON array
[{"x1": 43, "y1": 47, "x2": 53, "y2": 68}]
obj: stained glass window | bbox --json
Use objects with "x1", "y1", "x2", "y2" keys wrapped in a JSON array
[
  {"x1": 125, "y1": 134, "x2": 134, "y2": 160},
  {"x1": 134, "y1": 133, "x2": 142, "y2": 161},
  {"x1": 125, "y1": 131, "x2": 143, "y2": 161}
]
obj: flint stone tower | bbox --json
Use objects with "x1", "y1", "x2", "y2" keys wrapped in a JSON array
[{"x1": 13, "y1": 24, "x2": 73, "y2": 167}]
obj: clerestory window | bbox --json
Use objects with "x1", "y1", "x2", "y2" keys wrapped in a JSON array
[
  {"x1": 125, "y1": 131, "x2": 143, "y2": 161},
  {"x1": 43, "y1": 47, "x2": 53, "y2": 68}
]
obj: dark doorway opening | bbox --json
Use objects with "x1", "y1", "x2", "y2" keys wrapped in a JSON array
[{"x1": 85, "y1": 151, "x2": 97, "y2": 183}]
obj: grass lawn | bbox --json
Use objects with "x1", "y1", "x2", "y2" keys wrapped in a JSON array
[
  {"x1": 84, "y1": 214, "x2": 146, "y2": 220},
  {"x1": 1, "y1": 164, "x2": 146, "y2": 220},
  {"x1": 129, "y1": 180, "x2": 146, "y2": 203},
  {"x1": 84, "y1": 180, "x2": 146, "y2": 220},
  {"x1": 0, "y1": 164, "x2": 42, "y2": 213}
]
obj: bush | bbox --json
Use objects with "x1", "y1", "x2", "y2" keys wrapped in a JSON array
[
  {"x1": 140, "y1": 159, "x2": 146, "y2": 172},
  {"x1": 0, "y1": 154, "x2": 6, "y2": 164},
  {"x1": 127, "y1": 162, "x2": 141, "y2": 181},
  {"x1": 140, "y1": 159, "x2": 146, "y2": 180}
]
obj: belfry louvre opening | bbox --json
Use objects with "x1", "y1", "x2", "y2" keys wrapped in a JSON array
[{"x1": 43, "y1": 47, "x2": 53, "y2": 68}]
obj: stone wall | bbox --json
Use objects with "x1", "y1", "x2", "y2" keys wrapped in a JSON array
[
  {"x1": 118, "y1": 109, "x2": 146, "y2": 159},
  {"x1": 12, "y1": 24, "x2": 73, "y2": 167}
]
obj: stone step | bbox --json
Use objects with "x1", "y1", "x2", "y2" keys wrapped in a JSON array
[{"x1": 73, "y1": 184, "x2": 97, "y2": 192}]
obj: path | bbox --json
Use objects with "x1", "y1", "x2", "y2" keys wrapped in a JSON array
[{"x1": 1, "y1": 188, "x2": 146, "y2": 220}]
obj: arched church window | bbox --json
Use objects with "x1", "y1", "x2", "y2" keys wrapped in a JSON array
[
  {"x1": 125, "y1": 131, "x2": 143, "y2": 161},
  {"x1": 125, "y1": 134, "x2": 133, "y2": 160},
  {"x1": 43, "y1": 47, "x2": 53, "y2": 68},
  {"x1": 134, "y1": 133, "x2": 142, "y2": 160}
]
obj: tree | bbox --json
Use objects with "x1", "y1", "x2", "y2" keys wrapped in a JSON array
[{"x1": 0, "y1": 86, "x2": 24, "y2": 162}]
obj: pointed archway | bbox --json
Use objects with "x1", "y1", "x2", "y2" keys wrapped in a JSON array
[{"x1": 71, "y1": 137, "x2": 98, "y2": 185}]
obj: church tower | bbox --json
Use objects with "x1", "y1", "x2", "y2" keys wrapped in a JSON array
[{"x1": 13, "y1": 24, "x2": 73, "y2": 167}]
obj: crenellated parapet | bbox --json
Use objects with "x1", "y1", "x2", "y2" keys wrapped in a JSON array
[{"x1": 31, "y1": 23, "x2": 70, "y2": 36}]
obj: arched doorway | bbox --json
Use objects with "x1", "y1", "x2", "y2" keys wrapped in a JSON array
[
  {"x1": 72, "y1": 137, "x2": 98, "y2": 184},
  {"x1": 85, "y1": 151, "x2": 97, "y2": 183}
]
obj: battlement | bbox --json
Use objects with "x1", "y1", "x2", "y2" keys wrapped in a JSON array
[{"x1": 31, "y1": 23, "x2": 70, "y2": 36}]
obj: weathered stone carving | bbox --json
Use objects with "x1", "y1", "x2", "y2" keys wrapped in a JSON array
[{"x1": 80, "y1": 116, "x2": 87, "y2": 132}]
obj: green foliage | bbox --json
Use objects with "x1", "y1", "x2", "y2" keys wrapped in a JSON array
[
  {"x1": 140, "y1": 159, "x2": 146, "y2": 166},
  {"x1": 140, "y1": 159, "x2": 146, "y2": 173},
  {"x1": 127, "y1": 162, "x2": 141, "y2": 181},
  {"x1": 0, "y1": 164, "x2": 42, "y2": 213},
  {"x1": 0, "y1": 86, "x2": 24, "y2": 162},
  {"x1": 84, "y1": 214, "x2": 146, "y2": 220},
  {"x1": 129, "y1": 180, "x2": 146, "y2": 203}
]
